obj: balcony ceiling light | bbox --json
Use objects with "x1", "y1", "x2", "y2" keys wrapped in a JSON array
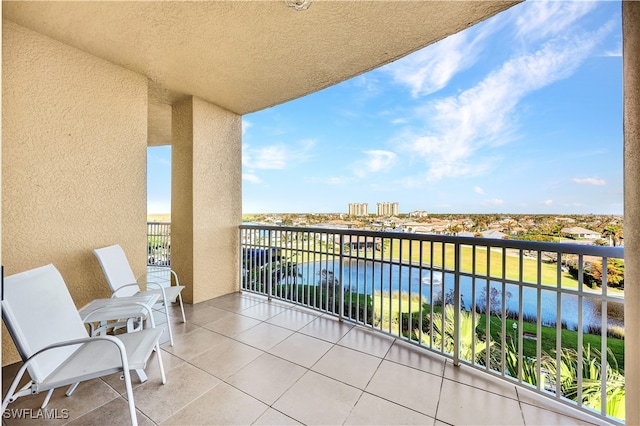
[{"x1": 286, "y1": 0, "x2": 313, "y2": 11}]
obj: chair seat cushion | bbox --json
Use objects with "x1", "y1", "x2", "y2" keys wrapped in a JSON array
[
  {"x1": 145, "y1": 285, "x2": 185, "y2": 304},
  {"x1": 41, "y1": 327, "x2": 163, "y2": 391}
]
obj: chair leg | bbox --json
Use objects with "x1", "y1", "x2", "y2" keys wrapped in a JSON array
[
  {"x1": 2, "y1": 364, "x2": 32, "y2": 411},
  {"x1": 155, "y1": 343, "x2": 166, "y2": 384},
  {"x1": 163, "y1": 301, "x2": 174, "y2": 346},
  {"x1": 139, "y1": 308, "x2": 165, "y2": 384},
  {"x1": 178, "y1": 293, "x2": 186, "y2": 323},
  {"x1": 38, "y1": 388, "x2": 54, "y2": 409},
  {"x1": 65, "y1": 382, "x2": 80, "y2": 397},
  {"x1": 122, "y1": 368, "x2": 138, "y2": 426},
  {"x1": 135, "y1": 369, "x2": 148, "y2": 383}
]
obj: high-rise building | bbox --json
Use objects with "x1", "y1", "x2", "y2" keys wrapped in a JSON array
[
  {"x1": 376, "y1": 202, "x2": 399, "y2": 216},
  {"x1": 348, "y1": 203, "x2": 369, "y2": 216}
]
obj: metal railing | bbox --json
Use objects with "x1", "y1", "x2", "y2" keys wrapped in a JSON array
[
  {"x1": 239, "y1": 224, "x2": 625, "y2": 424},
  {"x1": 147, "y1": 222, "x2": 171, "y2": 267}
]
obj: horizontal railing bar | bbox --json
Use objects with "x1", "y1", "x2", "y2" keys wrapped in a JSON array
[{"x1": 240, "y1": 224, "x2": 624, "y2": 258}]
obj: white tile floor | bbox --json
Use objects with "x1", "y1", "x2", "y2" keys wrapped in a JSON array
[{"x1": 2, "y1": 292, "x2": 616, "y2": 425}]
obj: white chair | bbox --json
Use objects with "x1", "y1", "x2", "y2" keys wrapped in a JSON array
[
  {"x1": 93, "y1": 244, "x2": 186, "y2": 346},
  {"x1": 1, "y1": 264, "x2": 166, "y2": 426}
]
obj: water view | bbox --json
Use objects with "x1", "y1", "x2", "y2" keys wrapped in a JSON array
[{"x1": 291, "y1": 259, "x2": 624, "y2": 331}]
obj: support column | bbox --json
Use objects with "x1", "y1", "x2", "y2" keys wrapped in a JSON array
[
  {"x1": 624, "y1": 2, "x2": 640, "y2": 424},
  {"x1": 171, "y1": 96, "x2": 242, "y2": 303}
]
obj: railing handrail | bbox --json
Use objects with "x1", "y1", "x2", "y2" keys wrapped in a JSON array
[{"x1": 240, "y1": 223, "x2": 624, "y2": 258}]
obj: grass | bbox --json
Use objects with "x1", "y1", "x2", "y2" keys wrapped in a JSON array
[
  {"x1": 388, "y1": 239, "x2": 579, "y2": 287},
  {"x1": 476, "y1": 315, "x2": 625, "y2": 372}
]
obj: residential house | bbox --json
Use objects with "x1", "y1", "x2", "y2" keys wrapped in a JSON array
[{"x1": 561, "y1": 227, "x2": 602, "y2": 240}]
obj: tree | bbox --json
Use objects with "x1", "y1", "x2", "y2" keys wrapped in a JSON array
[
  {"x1": 602, "y1": 225, "x2": 623, "y2": 247},
  {"x1": 590, "y1": 259, "x2": 625, "y2": 289},
  {"x1": 477, "y1": 286, "x2": 512, "y2": 316},
  {"x1": 447, "y1": 224, "x2": 461, "y2": 235}
]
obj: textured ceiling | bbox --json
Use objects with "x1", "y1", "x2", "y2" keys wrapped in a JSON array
[{"x1": 3, "y1": 1, "x2": 520, "y2": 145}]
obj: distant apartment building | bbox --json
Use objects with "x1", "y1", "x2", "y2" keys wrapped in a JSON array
[
  {"x1": 348, "y1": 203, "x2": 369, "y2": 216},
  {"x1": 376, "y1": 202, "x2": 399, "y2": 216}
]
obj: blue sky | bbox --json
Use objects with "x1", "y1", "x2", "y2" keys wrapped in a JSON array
[{"x1": 148, "y1": 0, "x2": 623, "y2": 215}]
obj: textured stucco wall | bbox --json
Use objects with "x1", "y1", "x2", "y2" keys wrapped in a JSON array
[
  {"x1": 624, "y1": 2, "x2": 640, "y2": 423},
  {"x1": 172, "y1": 97, "x2": 241, "y2": 304},
  {"x1": 2, "y1": 21, "x2": 148, "y2": 365}
]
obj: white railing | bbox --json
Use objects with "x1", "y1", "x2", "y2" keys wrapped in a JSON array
[
  {"x1": 239, "y1": 224, "x2": 625, "y2": 424},
  {"x1": 147, "y1": 222, "x2": 171, "y2": 267}
]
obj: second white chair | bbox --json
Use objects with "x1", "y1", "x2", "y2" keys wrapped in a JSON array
[{"x1": 93, "y1": 244, "x2": 186, "y2": 346}]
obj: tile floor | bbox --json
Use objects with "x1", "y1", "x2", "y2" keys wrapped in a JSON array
[{"x1": 2, "y1": 292, "x2": 615, "y2": 425}]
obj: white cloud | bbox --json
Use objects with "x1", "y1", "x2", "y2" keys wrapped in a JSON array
[
  {"x1": 243, "y1": 139, "x2": 316, "y2": 170},
  {"x1": 573, "y1": 177, "x2": 606, "y2": 186},
  {"x1": 384, "y1": 31, "x2": 478, "y2": 98},
  {"x1": 544, "y1": 199, "x2": 554, "y2": 206},
  {"x1": 242, "y1": 173, "x2": 262, "y2": 184},
  {"x1": 399, "y1": 10, "x2": 613, "y2": 183},
  {"x1": 353, "y1": 75, "x2": 382, "y2": 98},
  {"x1": 382, "y1": 7, "x2": 514, "y2": 99},
  {"x1": 242, "y1": 119, "x2": 252, "y2": 135},
  {"x1": 515, "y1": 1, "x2": 597, "y2": 42},
  {"x1": 603, "y1": 41, "x2": 622, "y2": 57},
  {"x1": 354, "y1": 150, "x2": 397, "y2": 178},
  {"x1": 474, "y1": 186, "x2": 485, "y2": 195}
]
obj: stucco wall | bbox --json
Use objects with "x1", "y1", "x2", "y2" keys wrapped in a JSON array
[
  {"x1": 2, "y1": 21, "x2": 148, "y2": 365},
  {"x1": 624, "y1": 2, "x2": 640, "y2": 423},
  {"x1": 172, "y1": 97, "x2": 241, "y2": 303}
]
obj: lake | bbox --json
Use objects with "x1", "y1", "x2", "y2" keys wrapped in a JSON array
[{"x1": 290, "y1": 259, "x2": 624, "y2": 331}]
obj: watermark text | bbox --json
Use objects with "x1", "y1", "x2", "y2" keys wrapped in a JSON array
[{"x1": 3, "y1": 408, "x2": 69, "y2": 420}]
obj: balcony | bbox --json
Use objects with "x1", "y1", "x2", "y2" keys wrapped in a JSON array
[
  {"x1": 1, "y1": 223, "x2": 623, "y2": 424},
  {"x1": 1, "y1": 292, "x2": 610, "y2": 425}
]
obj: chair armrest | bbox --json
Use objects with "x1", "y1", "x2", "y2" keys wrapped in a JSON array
[
  {"x1": 3, "y1": 335, "x2": 130, "y2": 408},
  {"x1": 137, "y1": 269, "x2": 181, "y2": 287},
  {"x1": 111, "y1": 282, "x2": 147, "y2": 297},
  {"x1": 135, "y1": 281, "x2": 168, "y2": 299},
  {"x1": 81, "y1": 301, "x2": 154, "y2": 324},
  {"x1": 167, "y1": 269, "x2": 181, "y2": 287},
  {"x1": 29, "y1": 335, "x2": 128, "y2": 362},
  {"x1": 119, "y1": 280, "x2": 169, "y2": 306}
]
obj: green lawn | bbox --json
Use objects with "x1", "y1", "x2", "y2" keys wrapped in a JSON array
[
  {"x1": 476, "y1": 315, "x2": 625, "y2": 372},
  {"x1": 387, "y1": 239, "x2": 579, "y2": 287},
  {"x1": 397, "y1": 301, "x2": 625, "y2": 371}
]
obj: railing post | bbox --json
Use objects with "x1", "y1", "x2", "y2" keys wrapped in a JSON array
[
  {"x1": 267, "y1": 229, "x2": 272, "y2": 301},
  {"x1": 453, "y1": 241, "x2": 461, "y2": 367},
  {"x1": 338, "y1": 233, "x2": 344, "y2": 322},
  {"x1": 239, "y1": 227, "x2": 244, "y2": 292}
]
